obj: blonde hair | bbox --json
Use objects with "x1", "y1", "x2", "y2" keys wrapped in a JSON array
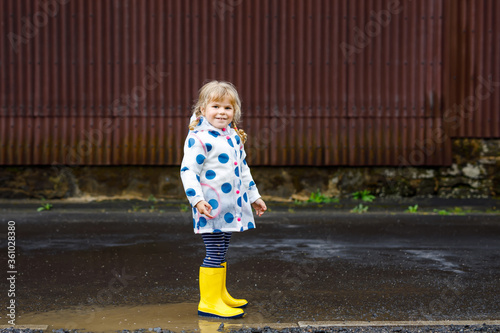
[{"x1": 189, "y1": 80, "x2": 247, "y2": 143}]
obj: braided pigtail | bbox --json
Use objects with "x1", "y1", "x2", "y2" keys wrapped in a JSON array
[
  {"x1": 188, "y1": 110, "x2": 203, "y2": 131},
  {"x1": 232, "y1": 123, "x2": 247, "y2": 144}
]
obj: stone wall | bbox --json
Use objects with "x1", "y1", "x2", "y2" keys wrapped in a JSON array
[{"x1": 1, "y1": 139, "x2": 499, "y2": 200}]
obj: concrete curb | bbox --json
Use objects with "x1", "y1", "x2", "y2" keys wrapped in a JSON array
[
  {"x1": 297, "y1": 320, "x2": 500, "y2": 328},
  {"x1": 209, "y1": 320, "x2": 500, "y2": 332},
  {"x1": 0, "y1": 325, "x2": 48, "y2": 330},
  {"x1": 225, "y1": 320, "x2": 500, "y2": 331},
  {"x1": 225, "y1": 323, "x2": 299, "y2": 330}
]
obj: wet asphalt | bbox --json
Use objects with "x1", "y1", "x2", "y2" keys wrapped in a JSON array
[{"x1": 0, "y1": 199, "x2": 500, "y2": 332}]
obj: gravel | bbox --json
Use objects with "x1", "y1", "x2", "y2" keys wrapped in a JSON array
[{"x1": 228, "y1": 325, "x2": 500, "y2": 333}]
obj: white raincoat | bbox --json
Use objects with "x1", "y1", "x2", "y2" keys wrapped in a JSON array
[{"x1": 180, "y1": 115, "x2": 261, "y2": 234}]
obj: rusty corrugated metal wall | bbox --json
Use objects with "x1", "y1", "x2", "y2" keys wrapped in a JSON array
[
  {"x1": 1, "y1": 0, "x2": 498, "y2": 166},
  {"x1": 444, "y1": 0, "x2": 500, "y2": 139}
]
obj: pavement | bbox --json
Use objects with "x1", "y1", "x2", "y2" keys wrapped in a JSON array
[{"x1": 0, "y1": 197, "x2": 499, "y2": 333}]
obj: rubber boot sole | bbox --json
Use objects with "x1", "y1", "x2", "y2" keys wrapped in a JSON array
[
  {"x1": 198, "y1": 310, "x2": 245, "y2": 319},
  {"x1": 235, "y1": 302, "x2": 248, "y2": 308}
]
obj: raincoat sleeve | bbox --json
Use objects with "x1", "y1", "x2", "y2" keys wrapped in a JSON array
[
  {"x1": 240, "y1": 146, "x2": 261, "y2": 204},
  {"x1": 180, "y1": 133, "x2": 207, "y2": 208}
]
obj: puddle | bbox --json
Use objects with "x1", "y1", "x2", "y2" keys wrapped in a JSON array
[
  {"x1": 404, "y1": 250, "x2": 465, "y2": 274},
  {"x1": 229, "y1": 238, "x2": 346, "y2": 261},
  {"x1": 17, "y1": 303, "x2": 273, "y2": 333}
]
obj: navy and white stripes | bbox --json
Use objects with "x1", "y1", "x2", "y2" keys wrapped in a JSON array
[{"x1": 201, "y1": 232, "x2": 232, "y2": 267}]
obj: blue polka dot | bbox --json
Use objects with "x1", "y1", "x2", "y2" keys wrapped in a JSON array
[
  {"x1": 181, "y1": 166, "x2": 189, "y2": 172},
  {"x1": 218, "y1": 153, "x2": 229, "y2": 164},
  {"x1": 221, "y1": 183, "x2": 232, "y2": 193},
  {"x1": 240, "y1": 227, "x2": 244, "y2": 232},
  {"x1": 213, "y1": 229, "x2": 222, "y2": 233},
  {"x1": 249, "y1": 180, "x2": 255, "y2": 187},
  {"x1": 243, "y1": 158, "x2": 247, "y2": 165},
  {"x1": 248, "y1": 222, "x2": 255, "y2": 229},
  {"x1": 224, "y1": 212, "x2": 234, "y2": 223},
  {"x1": 193, "y1": 207, "x2": 197, "y2": 214},
  {"x1": 193, "y1": 218, "x2": 196, "y2": 228},
  {"x1": 198, "y1": 118, "x2": 203, "y2": 126},
  {"x1": 199, "y1": 217, "x2": 207, "y2": 227},
  {"x1": 209, "y1": 130, "x2": 220, "y2": 138},
  {"x1": 186, "y1": 188, "x2": 196, "y2": 197},
  {"x1": 196, "y1": 154, "x2": 205, "y2": 164},
  {"x1": 235, "y1": 136, "x2": 241, "y2": 145},
  {"x1": 196, "y1": 175, "x2": 200, "y2": 182},
  {"x1": 243, "y1": 192, "x2": 248, "y2": 202},
  {"x1": 237, "y1": 197, "x2": 242, "y2": 207},
  {"x1": 188, "y1": 138, "x2": 195, "y2": 148},
  {"x1": 206, "y1": 143, "x2": 213, "y2": 152},
  {"x1": 227, "y1": 138, "x2": 234, "y2": 147},
  {"x1": 235, "y1": 167, "x2": 239, "y2": 177},
  {"x1": 208, "y1": 199, "x2": 219, "y2": 210},
  {"x1": 206, "y1": 170, "x2": 216, "y2": 179}
]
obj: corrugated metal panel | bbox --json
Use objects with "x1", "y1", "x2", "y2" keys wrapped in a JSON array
[
  {"x1": 0, "y1": 116, "x2": 34, "y2": 164},
  {"x1": 111, "y1": 116, "x2": 185, "y2": 165},
  {"x1": 0, "y1": 0, "x2": 497, "y2": 166},
  {"x1": 32, "y1": 116, "x2": 115, "y2": 165},
  {"x1": 444, "y1": 0, "x2": 500, "y2": 138},
  {"x1": 345, "y1": 0, "x2": 449, "y2": 166}
]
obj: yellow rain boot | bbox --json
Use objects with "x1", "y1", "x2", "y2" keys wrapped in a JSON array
[
  {"x1": 198, "y1": 266, "x2": 245, "y2": 318},
  {"x1": 221, "y1": 262, "x2": 248, "y2": 308}
]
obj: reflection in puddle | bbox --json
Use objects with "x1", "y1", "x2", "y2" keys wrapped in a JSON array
[
  {"x1": 404, "y1": 250, "x2": 465, "y2": 274},
  {"x1": 18, "y1": 303, "x2": 270, "y2": 333}
]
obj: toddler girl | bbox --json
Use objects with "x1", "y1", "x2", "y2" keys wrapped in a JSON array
[{"x1": 180, "y1": 80, "x2": 267, "y2": 318}]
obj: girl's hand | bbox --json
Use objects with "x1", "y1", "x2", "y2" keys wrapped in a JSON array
[
  {"x1": 252, "y1": 198, "x2": 267, "y2": 217},
  {"x1": 195, "y1": 200, "x2": 213, "y2": 218}
]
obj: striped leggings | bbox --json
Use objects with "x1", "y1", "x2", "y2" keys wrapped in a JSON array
[{"x1": 201, "y1": 232, "x2": 232, "y2": 268}]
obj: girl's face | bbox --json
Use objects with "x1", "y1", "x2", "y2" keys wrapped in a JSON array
[{"x1": 201, "y1": 96, "x2": 234, "y2": 129}]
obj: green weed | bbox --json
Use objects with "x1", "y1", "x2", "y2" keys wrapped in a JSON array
[
  {"x1": 433, "y1": 207, "x2": 467, "y2": 215},
  {"x1": 148, "y1": 195, "x2": 158, "y2": 211},
  {"x1": 434, "y1": 209, "x2": 450, "y2": 215},
  {"x1": 352, "y1": 190, "x2": 375, "y2": 202},
  {"x1": 451, "y1": 207, "x2": 466, "y2": 215},
  {"x1": 37, "y1": 197, "x2": 52, "y2": 212},
  {"x1": 307, "y1": 189, "x2": 339, "y2": 204},
  {"x1": 351, "y1": 203, "x2": 369, "y2": 214},
  {"x1": 37, "y1": 203, "x2": 53, "y2": 212},
  {"x1": 406, "y1": 204, "x2": 419, "y2": 213}
]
